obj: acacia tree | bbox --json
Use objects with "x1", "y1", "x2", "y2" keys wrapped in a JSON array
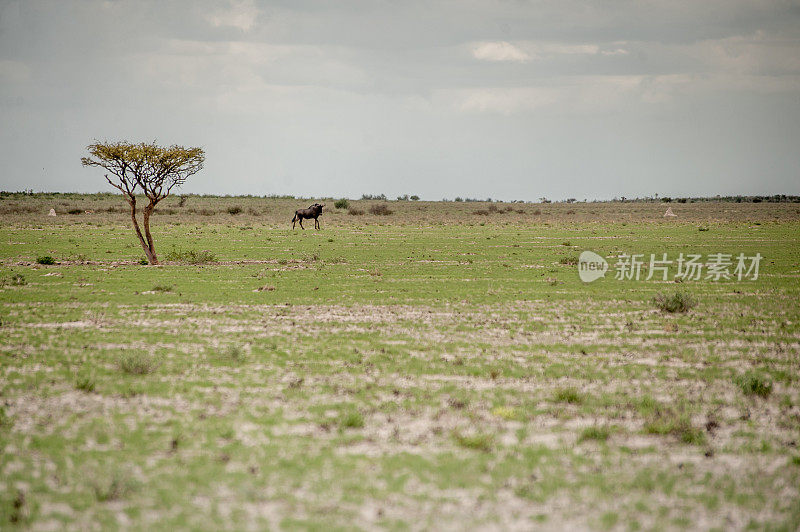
[{"x1": 81, "y1": 141, "x2": 205, "y2": 264}]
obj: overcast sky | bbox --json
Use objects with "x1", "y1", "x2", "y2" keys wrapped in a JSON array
[{"x1": 1, "y1": 1, "x2": 798, "y2": 200}]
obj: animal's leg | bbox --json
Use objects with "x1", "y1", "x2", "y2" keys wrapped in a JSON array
[
  {"x1": 299, "y1": 218, "x2": 305, "y2": 229},
  {"x1": 315, "y1": 217, "x2": 320, "y2": 230}
]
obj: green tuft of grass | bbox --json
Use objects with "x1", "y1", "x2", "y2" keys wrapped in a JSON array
[
  {"x1": 452, "y1": 431, "x2": 494, "y2": 452},
  {"x1": 222, "y1": 345, "x2": 247, "y2": 363},
  {"x1": 151, "y1": 285, "x2": 173, "y2": 293},
  {"x1": 75, "y1": 376, "x2": 96, "y2": 393},
  {"x1": 735, "y1": 371, "x2": 773, "y2": 398},
  {"x1": 339, "y1": 410, "x2": 364, "y2": 429},
  {"x1": 118, "y1": 352, "x2": 161, "y2": 375},
  {"x1": 643, "y1": 405, "x2": 706, "y2": 445},
  {"x1": 652, "y1": 290, "x2": 696, "y2": 313},
  {"x1": 91, "y1": 474, "x2": 135, "y2": 502},
  {"x1": 0, "y1": 406, "x2": 11, "y2": 429},
  {"x1": 552, "y1": 386, "x2": 583, "y2": 404},
  {"x1": 36, "y1": 255, "x2": 56, "y2": 265},
  {"x1": 579, "y1": 425, "x2": 611, "y2": 443},
  {"x1": 138, "y1": 258, "x2": 149, "y2": 265},
  {"x1": 334, "y1": 198, "x2": 350, "y2": 209}
]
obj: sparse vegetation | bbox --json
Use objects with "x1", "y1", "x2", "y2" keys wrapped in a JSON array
[
  {"x1": 0, "y1": 196, "x2": 797, "y2": 529},
  {"x1": 347, "y1": 207, "x2": 364, "y2": 216},
  {"x1": 36, "y1": 255, "x2": 56, "y2": 265},
  {"x1": 227, "y1": 205, "x2": 242, "y2": 215}
]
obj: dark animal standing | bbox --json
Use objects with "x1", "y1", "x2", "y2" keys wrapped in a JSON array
[{"x1": 292, "y1": 203, "x2": 325, "y2": 230}]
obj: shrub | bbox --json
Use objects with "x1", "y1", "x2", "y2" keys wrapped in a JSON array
[
  {"x1": 369, "y1": 203, "x2": 393, "y2": 216},
  {"x1": 222, "y1": 345, "x2": 247, "y2": 363},
  {"x1": 68, "y1": 208, "x2": 82, "y2": 215},
  {"x1": 334, "y1": 198, "x2": 350, "y2": 209},
  {"x1": 227, "y1": 206, "x2": 242, "y2": 215},
  {"x1": 348, "y1": 207, "x2": 365, "y2": 216},
  {"x1": 452, "y1": 431, "x2": 494, "y2": 452},
  {"x1": 643, "y1": 407, "x2": 706, "y2": 445},
  {"x1": 652, "y1": 291, "x2": 696, "y2": 313},
  {"x1": 36, "y1": 256, "x2": 56, "y2": 265},
  {"x1": 164, "y1": 248, "x2": 216, "y2": 264},
  {"x1": 410, "y1": 195, "x2": 420, "y2": 201},
  {"x1": 151, "y1": 285, "x2": 173, "y2": 293},
  {"x1": 473, "y1": 209, "x2": 489, "y2": 216},
  {"x1": 75, "y1": 376, "x2": 96, "y2": 393},
  {"x1": 2, "y1": 273, "x2": 27, "y2": 287},
  {"x1": 552, "y1": 387, "x2": 583, "y2": 404},
  {"x1": 579, "y1": 425, "x2": 611, "y2": 442},
  {"x1": 118, "y1": 352, "x2": 160, "y2": 375},
  {"x1": 735, "y1": 371, "x2": 773, "y2": 398}
]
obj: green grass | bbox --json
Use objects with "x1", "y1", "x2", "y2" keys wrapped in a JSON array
[
  {"x1": 735, "y1": 371, "x2": 773, "y2": 398},
  {"x1": 0, "y1": 196, "x2": 799, "y2": 529}
]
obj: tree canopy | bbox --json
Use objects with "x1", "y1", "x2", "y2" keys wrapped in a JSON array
[{"x1": 81, "y1": 140, "x2": 205, "y2": 264}]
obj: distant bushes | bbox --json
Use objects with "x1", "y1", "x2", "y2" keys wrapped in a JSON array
[
  {"x1": 334, "y1": 199, "x2": 350, "y2": 209},
  {"x1": 347, "y1": 207, "x2": 364, "y2": 216},
  {"x1": 227, "y1": 206, "x2": 242, "y2": 215},
  {"x1": 473, "y1": 204, "x2": 514, "y2": 216},
  {"x1": 369, "y1": 204, "x2": 393, "y2": 216}
]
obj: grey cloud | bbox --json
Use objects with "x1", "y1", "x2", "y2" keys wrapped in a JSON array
[{"x1": 0, "y1": 0, "x2": 798, "y2": 199}]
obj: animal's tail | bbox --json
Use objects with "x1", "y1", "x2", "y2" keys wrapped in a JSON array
[{"x1": 291, "y1": 212, "x2": 297, "y2": 223}]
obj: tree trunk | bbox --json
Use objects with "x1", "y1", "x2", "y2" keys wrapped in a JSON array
[
  {"x1": 128, "y1": 197, "x2": 157, "y2": 264},
  {"x1": 142, "y1": 201, "x2": 158, "y2": 264}
]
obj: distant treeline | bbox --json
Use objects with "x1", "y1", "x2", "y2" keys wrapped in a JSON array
[{"x1": 1, "y1": 191, "x2": 798, "y2": 204}]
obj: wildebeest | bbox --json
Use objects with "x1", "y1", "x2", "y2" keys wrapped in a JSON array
[{"x1": 291, "y1": 203, "x2": 325, "y2": 230}]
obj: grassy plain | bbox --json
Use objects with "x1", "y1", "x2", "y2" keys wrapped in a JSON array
[{"x1": 1, "y1": 194, "x2": 799, "y2": 529}]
